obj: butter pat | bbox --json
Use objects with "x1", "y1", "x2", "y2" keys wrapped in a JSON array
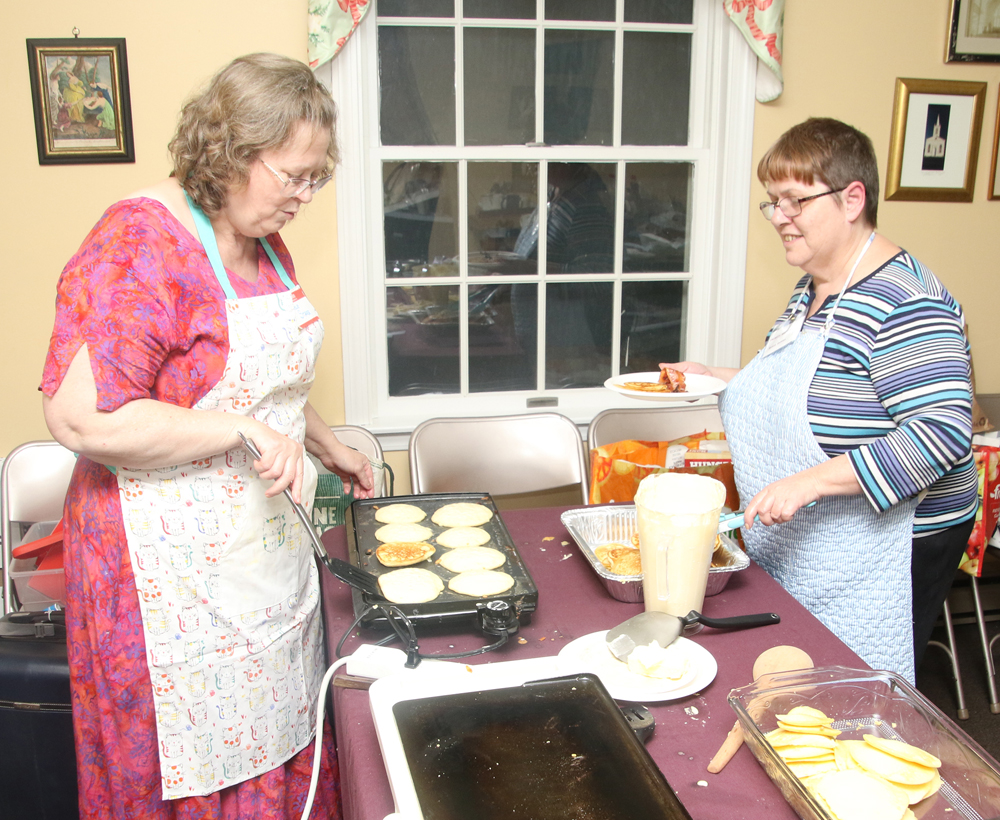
[{"x1": 626, "y1": 641, "x2": 691, "y2": 680}]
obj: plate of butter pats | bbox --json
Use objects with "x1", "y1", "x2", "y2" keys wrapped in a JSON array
[
  {"x1": 604, "y1": 371, "x2": 727, "y2": 402},
  {"x1": 557, "y1": 631, "x2": 717, "y2": 702}
]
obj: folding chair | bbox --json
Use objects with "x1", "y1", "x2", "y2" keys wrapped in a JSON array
[
  {"x1": 1, "y1": 441, "x2": 77, "y2": 615},
  {"x1": 409, "y1": 412, "x2": 588, "y2": 504},
  {"x1": 587, "y1": 404, "x2": 724, "y2": 452}
]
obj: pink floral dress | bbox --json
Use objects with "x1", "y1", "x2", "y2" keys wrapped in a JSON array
[{"x1": 40, "y1": 198, "x2": 341, "y2": 820}]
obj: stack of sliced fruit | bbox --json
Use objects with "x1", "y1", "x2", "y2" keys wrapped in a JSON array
[{"x1": 765, "y1": 706, "x2": 942, "y2": 820}]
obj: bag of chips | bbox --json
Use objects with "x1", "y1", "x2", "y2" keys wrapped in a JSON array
[{"x1": 959, "y1": 442, "x2": 1000, "y2": 577}]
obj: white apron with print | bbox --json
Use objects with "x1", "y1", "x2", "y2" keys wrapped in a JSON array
[
  {"x1": 719, "y1": 253, "x2": 919, "y2": 683},
  {"x1": 118, "y1": 198, "x2": 325, "y2": 799}
]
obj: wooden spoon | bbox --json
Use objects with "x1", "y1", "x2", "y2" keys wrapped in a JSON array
[{"x1": 706, "y1": 645, "x2": 814, "y2": 774}]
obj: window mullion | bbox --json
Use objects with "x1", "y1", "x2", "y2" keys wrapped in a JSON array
[{"x1": 458, "y1": 159, "x2": 470, "y2": 395}]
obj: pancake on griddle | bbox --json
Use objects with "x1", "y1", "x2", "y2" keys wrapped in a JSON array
[
  {"x1": 376, "y1": 541, "x2": 436, "y2": 567},
  {"x1": 431, "y1": 502, "x2": 494, "y2": 528},
  {"x1": 374, "y1": 522, "x2": 434, "y2": 543},
  {"x1": 436, "y1": 546, "x2": 506, "y2": 573},
  {"x1": 378, "y1": 567, "x2": 444, "y2": 603},
  {"x1": 448, "y1": 569, "x2": 515, "y2": 597},
  {"x1": 374, "y1": 503, "x2": 427, "y2": 524},
  {"x1": 436, "y1": 526, "x2": 491, "y2": 548}
]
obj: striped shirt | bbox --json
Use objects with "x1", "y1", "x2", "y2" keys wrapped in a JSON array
[{"x1": 769, "y1": 251, "x2": 978, "y2": 536}]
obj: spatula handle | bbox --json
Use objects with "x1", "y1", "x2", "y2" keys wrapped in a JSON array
[{"x1": 691, "y1": 612, "x2": 780, "y2": 629}]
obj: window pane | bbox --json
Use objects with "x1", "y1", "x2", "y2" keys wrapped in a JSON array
[
  {"x1": 469, "y1": 284, "x2": 537, "y2": 392},
  {"x1": 625, "y1": 0, "x2": 693, "y2": 24},
  {"x1": 544, "y1": 30, "x2": 614, "y2": 146},
  {"x1": 545, "y1": 282, "x2": 614, "y2": 389},
  {"x1": 465, "y1": 28, "x2": 535, "y2": 146},
  {"x1": 620, "y1": 280, "x2": 686, "y2": 372},
  {"x1": 623, "y1": 162, "x2": 692, "y2": 273},
  {"x1": 546, "y1": 0, "x2": 614, "y2": 21},
  {"x1": 465, "y1": 0, "x2": 535, "y2": 19},
  {"x1": 383, "y1": 162, "x2": 459, "y2": 275},
  {"x1": 379, "y1": 27, "x2": 455, "y2": 146},
  {"x1": 388, "y1": 285, "x2": 461, "y2": 396},
  {"x1": 542, "y1": 162, "x2": 616, "y2": 274},
  {"x1": 621, "y1": 32, "x2": 690, "y2": 146},
  {"x1": 468, "y1": 162, "x2": 540, "y2": 275},
  {"x1": 379, "y1": 0, "x2": 453, "y2": 17}
]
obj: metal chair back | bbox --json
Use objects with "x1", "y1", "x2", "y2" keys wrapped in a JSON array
[
  {"x1": 409, "y1": 412, "x2": 588, "y2": 504},
  {"x1": 587, "y1": 404, "x2": 724, "y2": 451},
  {"x1": 2, "y1": 440, "x2": 77, "y2": 614}
]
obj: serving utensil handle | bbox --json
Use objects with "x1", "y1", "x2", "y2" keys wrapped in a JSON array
[{"x1": 686, "y1": 611, "x2": 780, "y2": 629}]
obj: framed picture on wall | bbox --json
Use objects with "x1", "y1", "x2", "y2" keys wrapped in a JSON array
[
  {"x1": 885, "y1": 77, "x2": 986, "y2": 202},
  {"x1": 947, "y1": 0, "x2": 1000, "y2": 62},
  {"x1": 26, "y1": 38, "x2": 134, "y2": 165},
  {"x1": 989, "y1": 88, "x2": 1000, "y2": 200}
]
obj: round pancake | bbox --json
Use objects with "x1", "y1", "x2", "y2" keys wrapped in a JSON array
[
  {"x1": 374, "y1": 503, "x2": 427, "y2": 524},
  {"x1": 843, "y1": 741, "x2": 936, "y2": 785},
  {"x1": 374, "y1": 523, "x2": 433, "y2": 543},
  {"x1": 375, "y1": 541, "x2": 436, "y2": 567},
  {"x1": 431, "y1": 502, "x2": 494, "y2": 528},
  {"x1": 811, "y1": 769, "x2": 909, "y2": 820},
  {"x1": 436, "y1": 546, "x2": 506, "y2": 573},
  {"x1": 377, "y1": 568, "x2": 444, "y2": 603},
  {"x1": 448, "y1": 570, "x2": 515, "y2": 597},
  {"x1": 436, "y1": 526, "x2": 491, "y2": 548}
]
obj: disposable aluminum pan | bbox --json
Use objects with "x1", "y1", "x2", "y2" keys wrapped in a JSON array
[{"x1": 560, "y1": 505, "x2": 748, "y2": 604}]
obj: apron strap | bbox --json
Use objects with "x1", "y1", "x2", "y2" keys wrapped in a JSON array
[{"x1": 183, "y1": 192, "x2": 296, "y2": 297}]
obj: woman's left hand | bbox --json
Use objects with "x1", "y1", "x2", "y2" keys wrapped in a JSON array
[
  {"x1": 317, "y1": 442, "x2": 376, "y2": 500},
  {"x1": 742, "y1": 454, "x2": 863, "y2": 529}
]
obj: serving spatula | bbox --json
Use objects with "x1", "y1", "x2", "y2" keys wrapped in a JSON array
[{"x1": 606, "y1": 609, "x2": 779, "y2": 662}]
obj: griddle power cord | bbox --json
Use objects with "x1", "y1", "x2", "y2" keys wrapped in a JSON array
[
  {"x1": 300, "y1": 655, "x2": 350, "y2": 820},
  {"x1": 334, "y1": 603, "x2": 512, "y2": 668}
]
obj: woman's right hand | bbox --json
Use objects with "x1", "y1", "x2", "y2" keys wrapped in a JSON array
[{"x1": 238, "y1": 421, "x2": 308, "y2": 503}]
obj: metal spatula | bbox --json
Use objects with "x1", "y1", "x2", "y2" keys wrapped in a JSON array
[
  {"x1": 238, "y1": 433, "x2": 383, "y2": 598},
  {"x1": 606, "y1": 609, "x2": 779, "y2": 662}
]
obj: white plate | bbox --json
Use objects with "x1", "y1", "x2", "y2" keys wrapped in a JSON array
[
  {"x1": 604, "y1": 371, "x2": 727, "y2": 402},
  {"x1": 557, "y1": 631, "x2": 717, "y2": 702}
]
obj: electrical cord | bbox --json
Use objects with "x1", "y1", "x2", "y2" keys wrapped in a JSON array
[{"x1": 299, "y1": 656, "x2": 349, "y2": 820}]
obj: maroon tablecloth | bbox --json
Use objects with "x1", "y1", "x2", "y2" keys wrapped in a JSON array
[{"x1": 320, "y1": 505, "x2": 868, "y2": 820}]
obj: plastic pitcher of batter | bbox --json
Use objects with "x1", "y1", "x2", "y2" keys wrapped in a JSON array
[{"x1": 634, "y1": 473, "x2": 727, "y2": 624}]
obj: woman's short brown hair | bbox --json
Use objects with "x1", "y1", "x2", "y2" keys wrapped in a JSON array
[
  {"x1": 169, "y1": 53, "x2": 339, "y2": 216},
  {"x1": 757, "y1": 118, "x2": 880, "y2": 228}
]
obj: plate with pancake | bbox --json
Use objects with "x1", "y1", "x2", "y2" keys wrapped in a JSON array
[
  {"x1": 604, "y1": 371, "x2": 727, "y2": 402},
  {"x1": 557, "y1": 631, "x2": 717, "y2": 702}
]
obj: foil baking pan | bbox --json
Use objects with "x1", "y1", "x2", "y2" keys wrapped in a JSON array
[
  {"x1": 560, "y1": 505, "x2": 748, "y2": 603},
  {"x1": 347, "y1": 493, "x2": 537, "y2": 630}
]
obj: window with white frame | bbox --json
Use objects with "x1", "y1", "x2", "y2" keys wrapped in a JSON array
[{"x1": 320, "y1": 0, "x2": 756, "y2": 444}]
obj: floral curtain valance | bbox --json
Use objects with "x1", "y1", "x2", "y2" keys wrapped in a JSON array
[{"x1": 306, "y1": 0, "x2": 783, "y2": 92}]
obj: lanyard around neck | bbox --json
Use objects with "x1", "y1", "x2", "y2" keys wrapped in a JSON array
[
  {"x1": 791, "y1": 230, "x2": 877, "y2": 329},
  {"x1": 183, "y1": 192, "x2": 294, "y2": 299}
]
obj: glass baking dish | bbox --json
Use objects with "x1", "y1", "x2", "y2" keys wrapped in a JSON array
[{"x1": 728, "y1": 666, "x2": 1000, "y2": 820}]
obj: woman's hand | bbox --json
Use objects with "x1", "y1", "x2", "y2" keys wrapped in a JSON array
[
  {"x1": 241, "y1": 421, "x2": 309, "y2": 502},
  {"x1": 302, "y1": 403, "x2": 376, "y2": 500},
  {"x1": 742, "y1": 454, "x2": 863, "y2": 529},
  {"x1": 659, "y1": 361, "x2": 740, "y2": 383}
]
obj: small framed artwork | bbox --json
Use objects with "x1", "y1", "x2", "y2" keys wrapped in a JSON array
[
  {"x1": 989, "y1": 88, "x2": 1000, "y2": 200},
  {"x1": 947, "y1": 0, "x2": 1000, "y2": 63},
  {"x1": 26, "y1": 38, "x2": 134, "y2": 165},
  {"x1": 885, "y1": 77, "x2": 987, "y2": 202}
]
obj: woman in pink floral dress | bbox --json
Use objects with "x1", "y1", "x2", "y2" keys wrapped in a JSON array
[{"x1": 40, "y1": 53, "x2": 373, "y2": 820}]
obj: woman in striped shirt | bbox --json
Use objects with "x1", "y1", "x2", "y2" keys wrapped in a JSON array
[{"x1": 667, "y1": 118, "x2": 977, "y2": 682}]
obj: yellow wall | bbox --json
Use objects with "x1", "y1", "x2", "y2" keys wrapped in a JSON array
[
  {"x1": 746, "y1": 2, "x2": 1000, "y2": 394},
  {"x1": 3, "y1": 0, "x2": 998, "y2": 463}
]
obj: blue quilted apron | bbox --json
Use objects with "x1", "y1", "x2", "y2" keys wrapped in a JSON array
[{"x1": 720, "y1": 236, "x2": 918, "y2": 682}]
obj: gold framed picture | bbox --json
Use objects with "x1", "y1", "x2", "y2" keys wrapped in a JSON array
[
  {"x1": 989, "y1": 87, "x2": 1000, "y2": 200},
  {"x1": 947, "y1": 0, "x2": 1000, "y2": 63},
  {"x1": 26, "y1": 37, "x2": 135, "y2": 165},
  {"x1": 885, "y1": 78, "x2": 986, "y2": 202}
]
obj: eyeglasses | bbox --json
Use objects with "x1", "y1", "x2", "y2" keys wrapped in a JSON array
[
  {"x1": 260, "y1": 159, "x2": 332, "y2": 197},
  {"x1": 759, "y1": 187, "x2": 846, "y2": 220}
]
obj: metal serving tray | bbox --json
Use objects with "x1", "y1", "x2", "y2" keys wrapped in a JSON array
[
  {"x1": 560, "y1": 505, "x2": 748, "y2": 603},
  {"x1": 729, "y1": 666, "x2": 1000, "y2": 820},
  {"x1": 347, "y1": 493, "x2": 538, "y2": 630}
]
